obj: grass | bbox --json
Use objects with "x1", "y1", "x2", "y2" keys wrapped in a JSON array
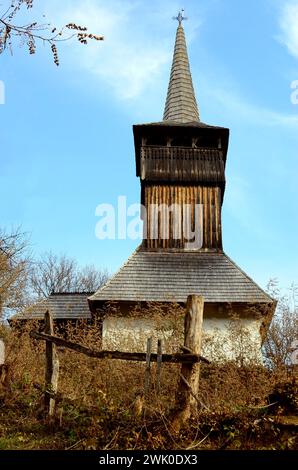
[
  {"x1": 0, "y1": 370, "x2": 297, "y2": 450},
  {"x1": 0, "y1": 317, "x2": 297, "y2": 450}
]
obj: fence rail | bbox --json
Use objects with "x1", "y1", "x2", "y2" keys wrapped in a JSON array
[{"x1": 30, "y1": 330, "x2": 209, "y2": 365}]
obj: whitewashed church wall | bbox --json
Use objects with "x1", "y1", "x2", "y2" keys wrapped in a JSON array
[
  {"x1": 102, "y1": 316, "x2": 263, "y2": 363},
  {"x1": 102, "y1": 317, "x2": 180, "y2": 354}
]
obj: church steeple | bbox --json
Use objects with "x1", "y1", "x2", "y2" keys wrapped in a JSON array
[
  {"x1": 133, "y1": 11, "x2": 230, "y2": 252},
  {"x1": 163, "y1": 11, "x2": 199, "y2": 123}
]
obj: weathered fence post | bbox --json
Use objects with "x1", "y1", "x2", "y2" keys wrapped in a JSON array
[
  {"x1": 172, "y1": 294, "x2": 204, "y2": 432},
  {"x1": 0, "y1": 338, "x2": 5, "y2": 366},
  {"x1": 0, "y1": 338, "x2": 7, "y2": 390},
  {"x1": 144, "y1": 337, "x2": 152, "y2": 397},
  {"x1": 44, "y1": 311, "x2": 59, "y2": 418},
  {"x1": 156, "y1": 339, "x2": 163, "y2": 393}
]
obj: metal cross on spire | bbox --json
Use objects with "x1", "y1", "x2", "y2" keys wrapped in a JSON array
[{"x1": 173, "y1": 9, "x2": 188, "y2": 25}]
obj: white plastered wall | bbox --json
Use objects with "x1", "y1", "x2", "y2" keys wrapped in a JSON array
[{"x1": 102, "y1": 316, "x2": 263, "y2": 363}]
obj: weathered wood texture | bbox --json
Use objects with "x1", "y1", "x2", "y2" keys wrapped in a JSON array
[
  {"x1": 140, "y1": 146, "x2": 225, "y2": 183},
  {"x1": 144, "y1": 185, "x2": 222, "y2": 250},
  {"x1": 44, "y1": 311, "x2": 59, "y2": 417},
  {"x1": 0, "y1": 364, "x2": 8, "y2": 386},
  {"x1": 163, "y1": 21, "x2": 199, "y2": 123},
  {"x1": 157, "y1": 339, "x2": 163, "y2": 393},
  {"x1": 0, "y1": 339, "x2": 6, "y2": 392},
  {"x1": 30, "y1": 331, "x2": 209, "y2": 365},
  {"x1": 88, "y1": 251, "x2": 274, "y2": 304},
  {"x1": 13, "y1": 293, "x2": 92, "y2": 321},
  {"x1": 0, "y1": 339, "x2": 5, "y2": 366},
  {"x1": 144, "y1": 337, "x2": 152, "y2": 396},
  {"x1": 172, "y1": 295, "x2": 204, "y2": 432}
]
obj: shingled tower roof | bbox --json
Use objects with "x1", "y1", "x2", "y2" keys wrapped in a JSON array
[{"x1": 163, "y1": 14, "x2": 199, "y2": 123}]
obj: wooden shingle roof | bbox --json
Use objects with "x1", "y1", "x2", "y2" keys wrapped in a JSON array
[
  {"x1": 88, "y1": 249, "x2": 273, "y2": 305},
  {"x1": 163, "y1": 23, "x2": 199, "y2": 123},
  {"x1": 13, "y1": 292, "x2": 92, "y2": 320}
]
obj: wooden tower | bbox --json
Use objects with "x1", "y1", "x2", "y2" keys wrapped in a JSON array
[{"x1": 133, "y1": 17, "x2": 229, "y2": 251}]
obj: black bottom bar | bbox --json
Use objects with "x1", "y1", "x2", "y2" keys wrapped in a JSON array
[{"x1": 0, "y1": 450, "x2": 297, "y2": 468}]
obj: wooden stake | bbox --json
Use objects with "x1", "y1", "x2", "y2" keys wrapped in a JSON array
[
  {"x1": 0, "y1": 338, "x2": 5, "y2": 366},
  {"x1": 172, "y1": 295, "x2": 204, "y2": 433},
  {"x1": 144, "y1": 337, "x2": 152, "y2": 397},
  {"x1": 44, "y1": 311, "x2": 59, "y2": 418},
  {"x1": 157, "y1": 339, "x2": 163, "y2": 393}
]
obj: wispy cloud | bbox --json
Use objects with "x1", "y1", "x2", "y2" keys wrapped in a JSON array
[
  {"x1": 44, "y1": 0, "x2": 181, "y2": 101},
  {"x1": 42, "y1": 0, "x2": 298, "y2": 129},
  {"x1": 203, "y1": 84, "x2": 298, "y2": 129},
  {"x1": 278, "y1": 0, "x2": 298, "y2": 59}
]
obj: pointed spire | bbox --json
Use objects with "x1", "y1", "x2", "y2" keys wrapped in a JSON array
[{"x1": 163, "y1": 13, "x2": 200, "y2": 123}]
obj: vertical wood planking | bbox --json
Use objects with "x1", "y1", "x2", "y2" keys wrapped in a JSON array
[{"x1": 145, "y1": 184, "x2": 222, "y2": 250}]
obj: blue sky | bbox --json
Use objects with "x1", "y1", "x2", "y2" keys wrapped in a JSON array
[{"x1": 0, "y1": 0, "x2": 298, "y2": 292}]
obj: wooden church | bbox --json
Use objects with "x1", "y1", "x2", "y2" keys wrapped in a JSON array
[{"x1": 88, "y1": 14, "x2": 276, "y2": 359}]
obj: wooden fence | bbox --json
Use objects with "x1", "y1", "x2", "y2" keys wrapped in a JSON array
[{"x1": 30, "y1": 294, "x2": 209, "y2": 431}]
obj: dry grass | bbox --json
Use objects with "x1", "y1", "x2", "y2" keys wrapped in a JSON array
[{"x1": 0, "y1": 312, "x2": 297, "y2": 451}]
